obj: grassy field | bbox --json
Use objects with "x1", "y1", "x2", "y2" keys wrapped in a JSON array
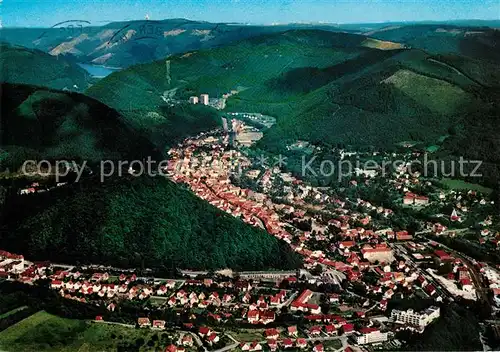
[
  {"x1": 440, "y1": 178, "x2": 493, "y2": 194},
  {"x1": 0, "y1": 311, "x2": 181, "y2": 352},
  {"x1": 228, "y1": 328, "x2": 267, "y2": 342},
  {"x1": 321, "y1": 339, "x2": 343, "y2": 350}
]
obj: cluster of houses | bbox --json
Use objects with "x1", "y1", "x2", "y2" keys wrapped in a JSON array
[
  {"x1": 18, "y1": 181, "x2": 67, "y2": 196},
  {"x1": 165, "y1": 132, "x2": 483, "y2": 314},
  {"x1": 4, "y1": 132, "x2": 498, "y2": 350}
]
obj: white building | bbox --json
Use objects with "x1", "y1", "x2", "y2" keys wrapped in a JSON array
[
  {"x1": 391, "y1": 306, "x2": 440, "y2": 327},
  {"x1": 353, "y1": 328, "x2": 388, "y2": 345},
  {"x1": 200, "y1": 94, "x2": 209, "y2": 105},
  {"x1": 189, "y1": 96, "x2": 199, "y2": 104}
]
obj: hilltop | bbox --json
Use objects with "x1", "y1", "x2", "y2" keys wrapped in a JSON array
[
  {"x1": 0, "y1": 43, "x2": 92, "y2": 92},
  {"x1": 0, "y1": 83, "x2": 159, "y2": 172},
  {"x1": 0, "y1": 175, "x2": 301, "y2": 271}
]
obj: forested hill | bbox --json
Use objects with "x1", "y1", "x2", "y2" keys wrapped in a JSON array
[
  {"x1": 87, "y1": 29, "x2": 499, "y2": 151},
  {"x1": 0, "y1": 175, "x2": 302, "y2": 271},
  {"x1": 361, "y1": 24, "x2": 500, "y2": 62},
  {"x1": 0, "y1": 83, "x2": 160, "y2": 172},
  {"x1": 0, "y1": 43, "x2": 91, "y2": 92}
]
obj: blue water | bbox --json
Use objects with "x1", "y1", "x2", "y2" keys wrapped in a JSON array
[{"x1": 77, "y1": 63, "x2": 120, "y2": 78}]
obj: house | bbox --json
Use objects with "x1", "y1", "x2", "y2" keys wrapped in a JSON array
[
  {"x1": 354, "y1": 328, "x2": 388, "y2": 345},
  {"x1": 95, "y1": 315, "x2": 103, "y2": 321},
  {"x1": 240, "y1": 342, "x2": 251, "y2": 351},
  {"x1": 181, "y1": 335, "x2": 193, "y2": 347},
  {"x1": 282, "y1": 338, "x2": 294, "y2": 349},
  {"x1": 260, "y1": 310, "x2": 275, "y2": 324},
  {"x1": 435, "y1": 250, "x2": 453, "y2": 261},
  {"x1": 157, "y1": 285, "x2": 168, "y2": 295},
  {"x1": 339, "y1": 241, "x2": 356, "y2": 249},
  {"x1": 309, "y1": 304, "x2": 321, "y2": 314},
  {"x1": 107, "y1": 303, "x2": 116, "y2": 312},
  {"x1": 325, "y1": 325, "x2": 337, "y2": 335},
  {"x1": 417, "y1": 275, "x2": 427, "y2": 287},
  {"x1": 313, "y1": 343, "x2": 324, "y2": 352},
  {"x1": 450, "y1": 209, "x2": 461, "y2": 222},
  {"x1": 342, "y1": 323, "x2": 355, "y2": 334},
  {"x1": 329, "y1": 294, "x2": 340, "y2": 303},
  {"x1": 265, "y1": 328, "x2": 280, "y2": 340},
  {"x1": 460, "y1": 278, "x2": 474, "y2": 292},
  {"x1": 223, "y1": 294, "x2": 233, "y2": 303},
  {"x1": 296, "y1": 338, "x2": 307, "y2": 348},
  {"x1": 208, "y1": 313, "x2": 221, "y2": 323},
  {"x1": 138, "y1": 317, "x2": 150, "y2": 327},
  {"x1": 355, "y1": 311, "x2": 366, "y2": 318},
  {"x1": 92, "y1": 272, "x2": 109, "y2": 281},
  {"x1": 165, "y1": 345, "x2": 178, "y2": 352},
  {"x1": 288, "y1": 325, "x2": 298, "y2": 337},
  {"x1": 309, "y1": 326, "x2": 322, "y2": 336},
  {"x1": 242, "y1": 292, "x2": 252, "y2": 303},
  {"x1": 249, "y1": 341, "x2": 262, "y2": 351},
  {"x1": 247, "y1": 310, "x2": 259, "y2": 324},
  {"x1": 51, "y1": 280, "x2": 63, "y2": 289},
  {"x1": 152, "y1": 320, "x2": 166, "y2": 330},
  {"x1": 396, "y1": 231, "x2": 413, "y2": 241},
  {"x1": 198, "y1": 326, "x2": 211, "y2": 337},
  {"x1": 425, "y1": 284, "x2": 436, "y2": 296},
  {"x1": 290, "y1": 289, "x2": 314, "y2": 311},
  {"x1": 207, "y1": 332, "x2": 219, "y2": 345},
  {"x1": 168, "y1": 296, "x2": 177, "y2": 306},
  {"x1": 270, "y1": 295, "x2": 280, "y2": 305},
  {"x1": 267, "y1": 339, "x2": 278, "y2": 351},
  {"x1": 414, "y1": 196, "x2": 429, "y2": 205}
]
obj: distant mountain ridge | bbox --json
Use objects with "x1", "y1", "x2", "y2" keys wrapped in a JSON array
[
  {"x1": 0, "y1": 19, "x2": 345, "y2": 68},
  {"x1": 362, "y1": 24, "x2": 500, "y2": 62}
]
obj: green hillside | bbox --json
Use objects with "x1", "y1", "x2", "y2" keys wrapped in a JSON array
[
  {"x1": 0, "y1": 175, "x2": 301, "y2": 271},
  {"x1": 0, "y1": 43, "x2": 92, "y2": 92},
  {"x1": 87, "y1": 29, "x2": 497, "y2": 150},
  {"x1": 0, "y1": 83, "x2": 159, "y2": 172},
  {"x1": 363, "y1": 24, "x2": 500, "y2": 62}
]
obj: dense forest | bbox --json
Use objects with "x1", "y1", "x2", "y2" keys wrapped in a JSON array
[
  {"x1": 0, "y1": 175, "x2": 302, "y2": 271},
  {"x1": 0, "y1": 83, "x2": 161, "y2": 172}
]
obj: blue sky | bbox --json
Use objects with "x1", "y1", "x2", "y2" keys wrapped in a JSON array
[{"x1": 2, "y1": 0, "x2": 499, "y2": 27}]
